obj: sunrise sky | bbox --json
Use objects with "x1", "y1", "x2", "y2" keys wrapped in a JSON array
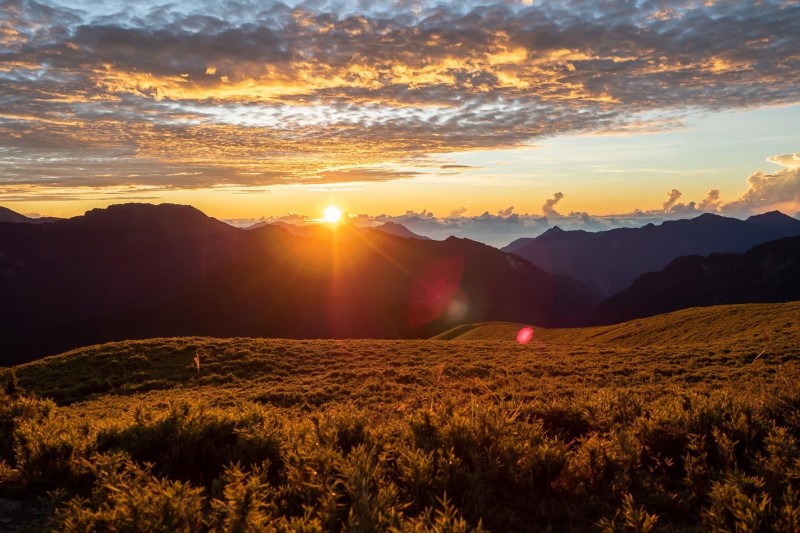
[{"x1": 1, "y1": 0, "x2": 799, "y2": 235}]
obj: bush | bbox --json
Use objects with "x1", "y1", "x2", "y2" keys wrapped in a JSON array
[{"x1": 58, "y1": 453, "x2": 205, "y2": 532}]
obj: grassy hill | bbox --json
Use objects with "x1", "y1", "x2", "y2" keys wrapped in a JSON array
[
  {"x1": 435, "y1": 301, "x2": 800, "y2": 348},
  {"x1": 1, "y1": 302, "x2": 799, "y2": 531}
]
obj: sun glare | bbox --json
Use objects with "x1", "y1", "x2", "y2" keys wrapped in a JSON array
[{"x1": 323, "y1": 205, "x2": 342, "y2": 224}]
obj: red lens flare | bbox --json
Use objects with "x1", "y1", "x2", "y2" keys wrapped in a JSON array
[
  {"x1": 407, "y1": 255, "x2": 465, "y2": 328},
  {"x1": 516, "y1": 327, "x2": 534, "y2": 344}
]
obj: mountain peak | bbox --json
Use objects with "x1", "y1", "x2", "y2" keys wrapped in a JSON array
[
  {"x1": 372, "y1": 222, "x2": 430, "y2": 240},
  {"x1": 694, "y1": 212, "x2": 725, "y2": 221},
  {"x1": 77, "y1": 203, "x2": 230, "y2": 235},
  {"x1": 84, "y1": 202, "x2": 207, "y2": 219},
  {"x1": 747, "y1": 210, "x2": 795, "y2": 223},
  {"x1": 539, "y1": 225, "x2": 565, "y2": 237},
  {"x1": 748, "y1": 210, "x2": 786, "y2": 219},
  {"x1": 746, "y1": 210, "x2": 800, "y2": 233}
]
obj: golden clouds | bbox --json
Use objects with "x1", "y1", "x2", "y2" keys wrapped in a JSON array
[{"x1": 1, "y1": 0, "x2": 799, "y2": 197}]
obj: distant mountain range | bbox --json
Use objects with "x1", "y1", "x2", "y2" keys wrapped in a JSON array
[
  {"x1": 503, "y1": 211, "x2": 800, "y2": 297},
  {"x1": 247, "y1": 219, "x2": 430, "y2": 241},
  {"x1": 0, "y1": 206, "x2": 60, "y2": 224},
  {"x1": 0, "y1": 203, "x2": 596, "y2": 364},
  {"x1": 3, "y1": 203, "x2": 799, "y2": 364},
  {"x1": 589, "y1": 235, "x2": 800, "y2": 325}
]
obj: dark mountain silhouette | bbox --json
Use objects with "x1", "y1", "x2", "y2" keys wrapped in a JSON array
[
  {"x1": 0, "y1": 206, "x2": 30, "y2": 223},
  {"x1": 746, "y1": 210, "x2": 800, "y2": 232},
  {"x1": 589, "y1": 235, "x2": 800, "y2": 325},
  {"x1": 0, "y1": 206, "x2": 60, "y2": 224},
  {"x1": 0, "y1": 203, "x2": 597, "y2": 364},
  {"x1": 246, "y1": 220, "x2": 429, "y2": 240},
  {"x1": 372, "y1": 221, "x2": 430, "y2": 240},
  {"x1": 503, "y1": 212, "x2": 800, "y2": 297}
]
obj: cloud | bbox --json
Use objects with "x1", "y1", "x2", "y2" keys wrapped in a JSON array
[
  {"x1": 698, "y1": 189, "x2": 722, "y2": 211},
  {"x1": 662, "y1": 189, "x2": 682, "y2": 212},
  {"x1": 720, "y1": 167, "x2": 800, "y2": 216},
  {"x1": 2, "y1": 0, "x2": 800, "y2": 194},
  {"x1": 223, "y1": 213, "x2": 310, "y2": 228},
  {"x1": 767, "y1": 153, "x2": 800, "y2": 169},
  {"x1": 373, "y1": 159, "x2": 800, "y2": 246},
  {"x1": 714, "y1": 154, "x2": 800, "y2": 216},
  {"x1": 542, "y1": 192, "x2": 564, "y2": 217},
  {"x1": 313, "y1": 168, "x2": 420, "y2": 184},
  {"x1": 366, "y1": 204, "x2": 685, "y2": 247}
]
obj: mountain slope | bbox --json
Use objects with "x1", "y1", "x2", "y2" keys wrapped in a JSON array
[
  {"x1": 503, "y1": 212, "x2": 800, "y2": 297},
  {"x1": 0, "y1": 205, "x2": 61, "y2": 223},
  {"x1": 588, "y1": 235, "x2": 800, "y2": 324},
  {"x1": 434, "y1": 301, "x2": 800, "y2": 348},
  {"x1": 0, "y1": 206, "x2": 31, "y2": 223},
  {"x1": 372, "y1": 221, "x2": 430, "y2": 240},
  {"x1": 0, "y1": 203, "x2": 596, "y2": 364}
]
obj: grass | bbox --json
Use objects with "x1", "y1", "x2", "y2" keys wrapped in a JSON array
[
  {"x1": 0, "y1": 302, "x2": 798, "y2": 531},
  {"x1": 435, "y1": 301, "x2": 800, "y2": 347}
]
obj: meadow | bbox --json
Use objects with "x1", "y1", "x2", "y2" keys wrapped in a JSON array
[{"x1": 1, "y1": 302, "x2": 799, "y2": 531}]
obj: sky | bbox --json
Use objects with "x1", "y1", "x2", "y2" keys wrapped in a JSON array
[{"x1": 1, "y1": 0, "x2": 799, "y2": 245}]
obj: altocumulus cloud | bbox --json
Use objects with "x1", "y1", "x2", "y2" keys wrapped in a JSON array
[{"x1": 1, "y1": 0, "x2": 800, "y2": 195}]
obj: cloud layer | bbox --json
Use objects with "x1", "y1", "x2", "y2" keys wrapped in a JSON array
[
  {"x1": 344, "y1": 155, "x2": 800, "y2": 247},
  {"x1": 2, "y1": 0, "x2": 800, "y2": 195}
]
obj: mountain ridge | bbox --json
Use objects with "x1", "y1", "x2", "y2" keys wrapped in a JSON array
[
  {"x1": 0, "y1": 203, "x2": 597, "y2": 364},
  {"x1": 589, "y1": 235, "x2": 800, "y2": 324},
  {"x1": 0, "y1": 206, "x2": 61, "y2": 224},
  {"x1": 502, "y1": 211, "x2": 800, "y2": 297}
]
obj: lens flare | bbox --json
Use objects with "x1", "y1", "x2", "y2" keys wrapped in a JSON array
[{"x1": 516, "y1": 326, "x2": 534, "y2": 344}]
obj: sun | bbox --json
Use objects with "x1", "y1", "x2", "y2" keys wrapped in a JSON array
[{"x1": 323, "y1": 205, "x2": 342, "y2": 224}]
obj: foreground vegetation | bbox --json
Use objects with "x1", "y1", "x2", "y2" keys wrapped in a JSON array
[{"x1": 1, "y1": 303, "x2": 799, "y2": 531}]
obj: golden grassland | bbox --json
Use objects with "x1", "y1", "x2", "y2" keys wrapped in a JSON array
[
  {"x1": 435, "y1": 302, "x2": 800, "y2": 346},
  {"x1": 1, "y1": 302, "x2": 799, "y2": 531}
]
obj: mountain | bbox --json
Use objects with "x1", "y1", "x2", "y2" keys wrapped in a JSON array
[
  {"x1": 0, "y1": 203, "x2": 597, "y2": 364},
  {"x1": 589, "y1": 235, "x2": 800, "y2": 324},
  {"x1": 372, "y1": 221, "x2": 430, "y2": 240},
  {"x1": 503, "y1": 225, "x2": 561, "y2": 253},
  {"x1": 746, "y1": 210, "x2": 800, "y2": 232},
  {"x1": 0, "y1": 206, "x2": 61, "y2": 224},
  {"x1": 247, "y1": 220, "x2": 429, "y2": 240},
  {"x1": 502, "y1": 212, "x2": 800, "y2": 297},
  {"x1": 0, "y1": 206, "x2": 31, "y2": 223}
]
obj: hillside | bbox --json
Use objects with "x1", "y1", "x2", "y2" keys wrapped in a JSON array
[
  {"x1": 0, "y1": 206, "x2": 31, "y2": 223},
  {"x1": 1, "y1": 304, "x2": 799, "y2": 531},
  {"x1": 15, "y1": 303, "x2": 796, "y2": 407},
  {"x1": 0, "y1": 206, "x2": 60, "y2": 224},
  {"x1": 590, "y1": 235, "x2": 800, "y2": 324},
  {"x1": 435, "y1": 301, "x2": 800, "y2": 347},
  {"x1": 503, "y1": 211, "x2": 800, "y2": 297},
  {"x1": 0, "y1": 203, "x2": 597, "y2": 364}
]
